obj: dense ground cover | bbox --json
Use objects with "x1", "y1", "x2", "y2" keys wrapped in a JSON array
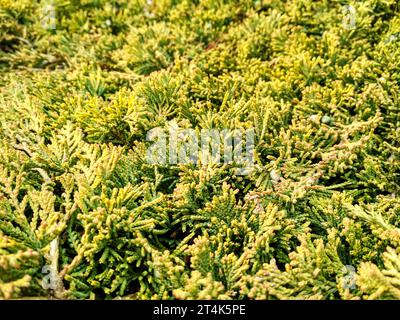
[{"x1": 0, "y1": 0, "x2": 399, "y2": 299}]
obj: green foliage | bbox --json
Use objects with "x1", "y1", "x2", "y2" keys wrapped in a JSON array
[{"x1": 0, "y1": 0, "x2": 399, "y2": 300}]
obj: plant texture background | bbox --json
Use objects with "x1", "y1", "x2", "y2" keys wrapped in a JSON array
[{"x1": 0, "y1": 0, "x2": 399, "y2": 300}]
